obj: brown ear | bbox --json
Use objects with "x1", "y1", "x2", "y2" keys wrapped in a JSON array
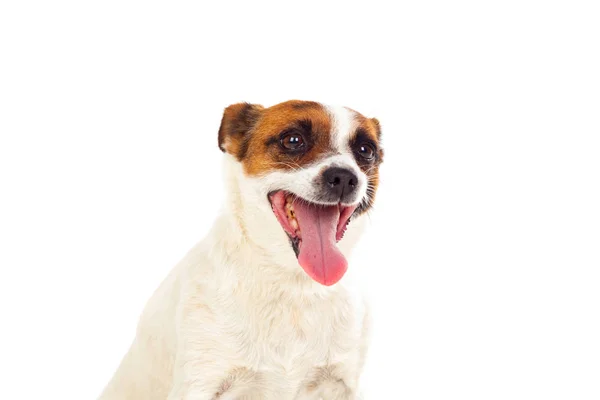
[
  {"x1": 370, "y1": 117, "x2": 384, "y2": 162},
  {"x1": 218, "y1": 103, "x2": 264, "y2": 159},
  {"x1": 370, "y1": 117, "x2": 382, "y2": 139}
]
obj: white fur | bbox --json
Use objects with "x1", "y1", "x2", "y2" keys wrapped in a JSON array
[
  {"x1": 326, "y1": 105, "x2": 357, "y2": 154},
  {"x1": 100, "y1": 109, "x2": 372, "y2": 399}
]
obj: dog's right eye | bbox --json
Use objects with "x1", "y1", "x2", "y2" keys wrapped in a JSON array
[{"x1": 280, "y1": 131, "x2": 305, "y2": 151}]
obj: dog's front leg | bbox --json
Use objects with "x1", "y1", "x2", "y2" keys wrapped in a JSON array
[{"x1": 168, "y1": 324, "x2": 266, "y2": 400}]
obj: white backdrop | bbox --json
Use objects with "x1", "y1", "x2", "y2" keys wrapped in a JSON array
[{"x1": 1, "y1": 1, "x2": 599, "y2": 399}]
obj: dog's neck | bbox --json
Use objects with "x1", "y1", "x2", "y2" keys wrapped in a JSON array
[{"x1": 212, "y1": 157, "x2": 305, "y2": 274}]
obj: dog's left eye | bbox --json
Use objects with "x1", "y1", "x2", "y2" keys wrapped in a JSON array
[
  {"x1": 356, "y1": 143, "x2": 376, "y2": 160},
  {"x1": 280, "y1": 132, "x2": 305, "y2": 151}
]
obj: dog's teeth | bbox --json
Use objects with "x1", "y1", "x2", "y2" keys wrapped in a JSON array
[{"x1": 282, "y1": 194, "x2": 300, "y2": 236}]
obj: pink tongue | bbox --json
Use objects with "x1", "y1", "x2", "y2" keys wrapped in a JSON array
[{"x1": 293, "y1": 201, "x2": 347, "y2": 286}]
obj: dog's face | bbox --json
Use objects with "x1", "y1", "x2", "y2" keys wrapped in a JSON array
[{"x1": 218, "y1": 100, "x2": 383, "y2": 286}]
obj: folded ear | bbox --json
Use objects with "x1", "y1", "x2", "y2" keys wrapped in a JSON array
[
  {"x1": 370, "y1": 117, "x2": 382, "y2": 139},
  {"x1": 370, "y1": 117, "x2": 384, "y2": 162},
  {"x1": 218, "y1": 103, "x2": 264, "y2": 159}
]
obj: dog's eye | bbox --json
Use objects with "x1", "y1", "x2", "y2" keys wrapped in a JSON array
[
  {"x1": 356, "y1": 143, "x2": 375, "y2": 160},
  {"x1": 280, "y1": 132, "x2": 305, "y2": 151}
]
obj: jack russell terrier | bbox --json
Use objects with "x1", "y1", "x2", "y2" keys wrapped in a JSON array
[{"x1": 100, "y1": 100, "x2": 383, "y2": 400}]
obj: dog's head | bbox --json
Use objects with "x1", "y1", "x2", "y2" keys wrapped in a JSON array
[{"x1": 218, "y1": 100, "x2": 383, "y2": 286}]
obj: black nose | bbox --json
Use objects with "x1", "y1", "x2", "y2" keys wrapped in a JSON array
[{"x1": 322, "y1": 167, "x2": 358, "y2": 200}]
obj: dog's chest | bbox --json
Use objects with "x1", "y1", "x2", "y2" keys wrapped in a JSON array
[{"x1": 222, "y1": 287, "x2": 363, "y2": 389}]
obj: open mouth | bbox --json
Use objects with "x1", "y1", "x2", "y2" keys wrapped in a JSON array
[{"x1": 268, "y1": 191, "x2": 358, "y2": 286}]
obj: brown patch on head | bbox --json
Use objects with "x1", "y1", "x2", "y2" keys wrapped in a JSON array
[
  {"x1": 288, "y1": 100, "x2": 322, "y2": 110},
  {"x1": 217, "y1": 100, "x2": 335, "y2": 175}
]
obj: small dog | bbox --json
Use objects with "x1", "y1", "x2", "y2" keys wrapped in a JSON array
[{"x1": 100, "y1": 100, "x2": 383, "y2": 400}]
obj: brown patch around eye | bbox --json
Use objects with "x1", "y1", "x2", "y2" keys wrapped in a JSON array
[
  {"x1": 349, "y1": 112, "x2": 383, "y2": 215},
  {"x1": 240, "y1": 100, "x2": 335, "y2": 175},
  {"x1": 351, "y1": 118, "x2": 383, "y2": 168}
]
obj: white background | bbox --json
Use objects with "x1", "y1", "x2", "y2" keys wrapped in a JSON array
[{"x1": 1, "y1": 1, "x2": 599, "y2": 399}]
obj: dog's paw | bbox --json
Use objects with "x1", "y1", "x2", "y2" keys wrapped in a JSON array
[
  {"x1": 295, "y1": 366, "x2": 355, "y2": 400},
  {"x1": 211, "y1": 367, "x2": 265, "y2": 400},
  {"x1": 316, "y1": 380, "x2": 353, "y2": 400}
]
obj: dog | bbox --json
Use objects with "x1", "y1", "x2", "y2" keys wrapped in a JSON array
[{"x1": 99, "y1": 100, "x2": 383, "y2": 400}]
